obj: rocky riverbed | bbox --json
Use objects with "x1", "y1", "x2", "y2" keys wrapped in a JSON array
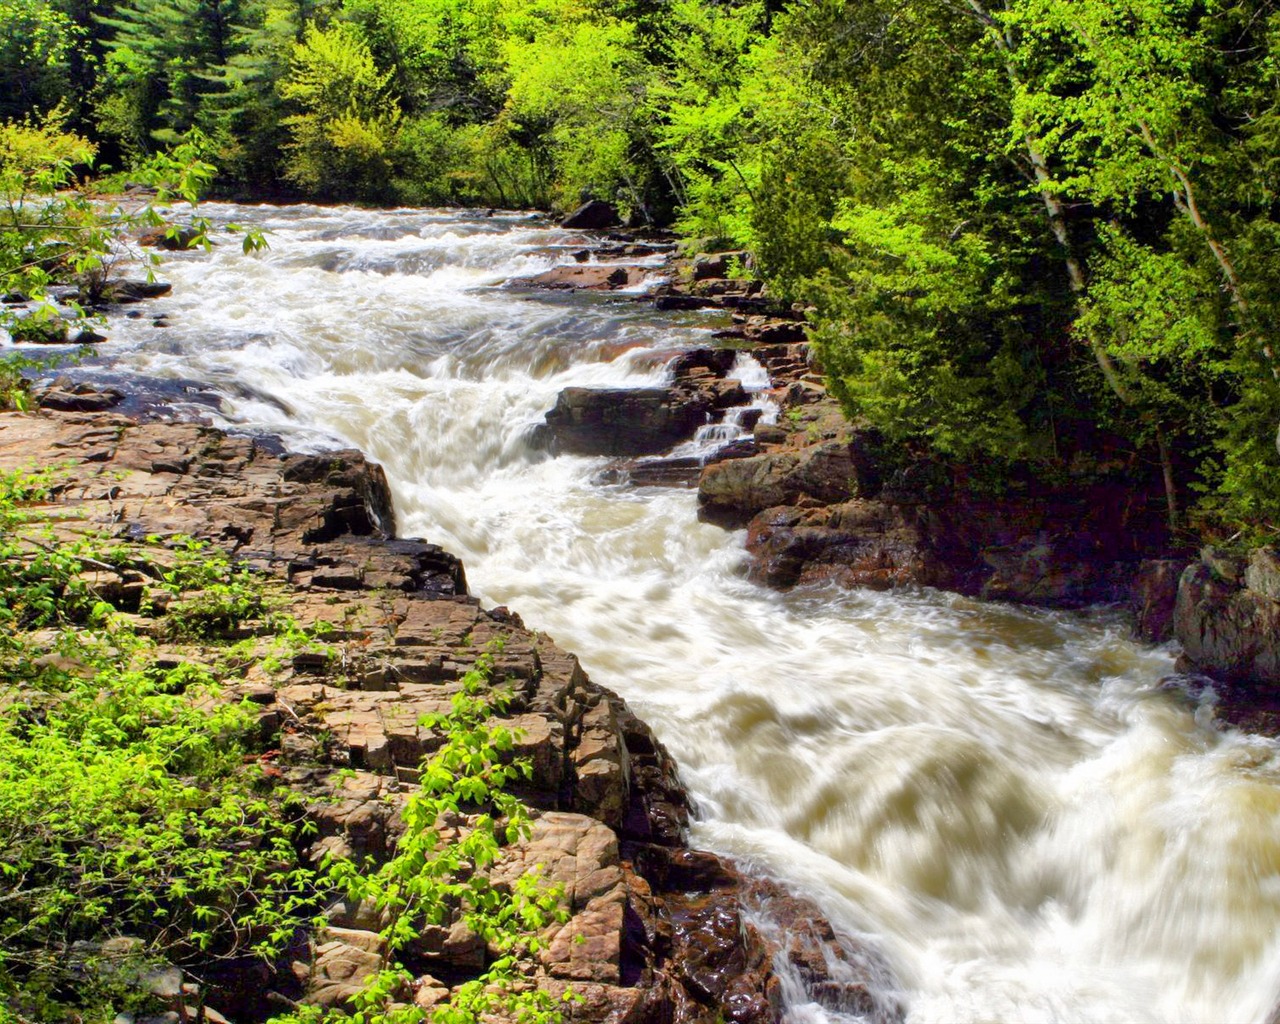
[
  {"x1": 8, "y1": 204, "x2": 1280, "y2": 1023},
  {"x1": 515, "y1": 242, "x2": 1280, "y2": 719}
]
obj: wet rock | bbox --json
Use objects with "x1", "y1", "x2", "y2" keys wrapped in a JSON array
[
  {"x1": 745, "y1": 501, "x2": 934, "y2": 590},
  {"x1": 599, "y1": 441, "x2": 760, "y2": 490},
  {"x1": 669, "y1": 896, "x2": 767, "y2": 1010},
  {"x1": 572, "y1": 242, "x2": 673, "y2": 262},
  {"x1": 692, "y1": 251, "x2": 751, "y2": 280},
  {"x1": 669, "y1": 348, "x2": 739, "y2": 379},
  {"x1": 36, "y1": 380, "x2": 125, "y2": 412},
  {"x1": 1131, "y1": 558, "x2": 1185, "y2": 642},
  {"x1": 742, "y1": 881, "x2": 902, "y2": 1023},
  {"x1": 90, "y1": 279, "x2": 174, "y2": 304},
  {"x1": 1245, "y1": 547, "x2": 1280, "y2": 601},
  {"x1": 654, "y1": 293, "x2": 719, "y2": 311},
  {"x1": 698, "y1": 441, "x2": 859, "y2": 528},
  {"x1": 540, "y1": 386, "x2": 712, "y2": 457},
  {"x1": 561, "y1": 200, "x2": 621, "y2": 230},
  {"x1": 137, "y1": 225, "x2": 203, "y2": 251},
  {"x1": 513, "y1": 264, "x2": 650, "y2": 291},
  {"x1": 596, "y1": 455, "x2": 704, "y2": 488},
  {"x1": 1174, "y1": 554, "x2": 1280, "y2": 684}
]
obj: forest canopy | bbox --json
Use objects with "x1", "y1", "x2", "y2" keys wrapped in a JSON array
[{"x1": 3, "y1": 0, "x2": 1280, "y2": 537}]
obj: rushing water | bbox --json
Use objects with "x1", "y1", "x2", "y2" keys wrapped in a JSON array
[{"x1": 33, "y1": 203, "x2": 1280, "y2": 1023}]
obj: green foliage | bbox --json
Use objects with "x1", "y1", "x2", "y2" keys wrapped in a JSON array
[
  {"x1": 279, "y1": 21, "x2": 401, "y2": 199},
  {"x1": 2, "y1": 0, "x2": 1279, "y2": 532},
  {"x1": 0, "y1": 470, "x2": 318, "y2": 1021},
  {"x1": 0, "y1": 0, "x2": 79, "y2": 122},
  {"x1": 147, "y1": 534, "x2": 275, "y2": 638},
  {"x1": 0, "y1": 457, "x2": 567, "y2": 1022},
  {"x1": 503, "y1": 18, "x2": 647, "y2": 212},
  {"x1": 734, "y1": 0, "x2": 1280, "y2": 534},
  {"x1": 649, "y1": 0, "x2": 766, "y2": 243},
  {"x1": 96, "y1": 0, "x2": 249, "y2": 152},
  {"x1": 0, "y1": 112, "x2": 97, "y2": 301},
  {"x1": 271, "y1": 648, "x2": 570, "y2": 1024}
]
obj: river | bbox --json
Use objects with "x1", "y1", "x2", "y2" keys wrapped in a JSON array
[{"x1": 63, "y1": 203, "x2": 1280, "y2": 1023}]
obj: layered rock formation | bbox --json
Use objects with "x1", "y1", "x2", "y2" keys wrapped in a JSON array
[{"x1": 0, "y1": 407, "x2": 899, "y2": 1024}]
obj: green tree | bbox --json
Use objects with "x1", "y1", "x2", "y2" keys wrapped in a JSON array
[
  {"x1": 96, "y1": 0, "x2": 247, "y2": 153},
  {"x1": 278, "y1": 20, "x2": 401, "y2": 198},
  {"x1": 502, "y1": 18, "x2": 648, "y2": 212},
  {"x1": 0, "y1": 0, "x2": 78, "y2": 122}
]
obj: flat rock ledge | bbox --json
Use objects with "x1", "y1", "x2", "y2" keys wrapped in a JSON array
[{"x1": 0, "y1": 408, "x2": 901, "y2": 1024}]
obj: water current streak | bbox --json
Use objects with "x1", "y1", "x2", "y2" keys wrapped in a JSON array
[{"x1": 61, "y1": 203, "x2": 1280, "y2": 1024}]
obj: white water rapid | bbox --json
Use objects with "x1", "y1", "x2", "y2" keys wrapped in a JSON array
[{"x1": 57, "y1": 204, "x2": 1280, "y2": 1023}]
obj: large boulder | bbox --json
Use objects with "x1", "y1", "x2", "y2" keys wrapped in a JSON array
[
  {"x1": 692, "y1": 251, "x2": 751, "y2": 281},
  {"x1": 745, "y1": 501, "x2": 937, "y2": 590},
  {"x1": 511, "y1": 264, "x2": 649, "y2": 291},
  {"x1": 1174, "y1": 548, "x2": 1280, "y2": 684},
  {"x1": 1130, "y1": 558, "x2": 1186, "y2": 642},
  {"x1": 698, "y1": 441, "x2": 861, "y2": 528},
  {"x1": 539, "y1": 387, "x2": 713, "y2": 457},
  {"x1": 561, "y1": 201, "x2": 621, "y2": 230},
  {"x1": 89, "y1": 278, "x2": 173, "y2": 304},
  {"x1": 137, "y1": 225, "x2": 203, "y2": 251}
]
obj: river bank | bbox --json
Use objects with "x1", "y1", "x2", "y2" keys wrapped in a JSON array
[
  {"x1": 0, "y1": 407, "x2": 896, "y2": 1023},
  {"x1": 7, "y1": 203, "x2": 1280, "y2": 1022}
]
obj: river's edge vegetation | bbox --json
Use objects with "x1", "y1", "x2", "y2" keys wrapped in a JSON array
[
  {"x1": 0, "y1": 461, "x2": 569, "y2": 1023},
  {"x1": 4, "y1": 0, "x2": 1280, "y2": 543}
]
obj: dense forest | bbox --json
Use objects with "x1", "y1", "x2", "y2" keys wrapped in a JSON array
[{"x1": 4, "y1": 0, "x2": 1280, "y2": 535}]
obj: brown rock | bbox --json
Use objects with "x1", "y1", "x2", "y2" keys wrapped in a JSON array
[
  {"x1": 514, "y1": 264, "x2": 650, "y2": 291},
  {"x1": 1175, "y1": 558, "x2": 1280, "y2": 684},
  {"x1": 561, "y1": 201, "x2": 621, "y2": 230},
  {"x1": 137, "y1": 225, "x2": 203, "y2": 251},
  {"x1": 698, "y1": 441, "x2": 859, "y2": 528},
  {"x1": 304, "y1": 930, "x2": 388, "y2": 1011},
  {"x1": 1131, "y1": 559, "x2": 1186, "y2": 642},
  {"x1": 539, "y1": 387, "x2": 712, "y2": 457},
  {"x1": 692, "y1": 252, "x2": 751, "y2": 281},
  {"x1": 1246, "y1": 547, "x2": 1280, "y2": 601}
]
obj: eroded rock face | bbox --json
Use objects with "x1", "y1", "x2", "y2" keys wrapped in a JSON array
[
  {"x1": 696, "y1": 392, "x2": 1178, "y2": 610},
  {"x1": 698, "y1": 442, "x2": 861, "y2": 529},
  {"x1": 0, "y1": 407, "x2": 896, "y2": 1024},
  {"x1": 540, "y1": 386, "x2": 713, "y2": 456},
  {"x1": 537, "y1": 348, "x2": 752, "y2": 459},
  {"x1": 1174, "y1": 549, "x2": 1280, "y2": 685}
]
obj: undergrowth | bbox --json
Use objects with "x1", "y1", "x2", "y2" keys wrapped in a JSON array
[{"x1": 0, "y1": 467, "x2": 568, "y2": 1024}]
